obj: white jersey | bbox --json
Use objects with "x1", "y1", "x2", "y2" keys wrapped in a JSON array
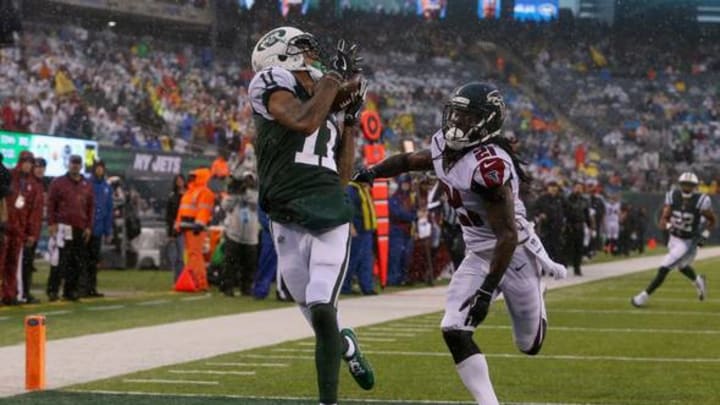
[
  {"x1": 430, "y1": 130, "x2": 527, "y2": 253},
  {"x1": 604, "y1": 201, "x2": 621, "y2": 227}
]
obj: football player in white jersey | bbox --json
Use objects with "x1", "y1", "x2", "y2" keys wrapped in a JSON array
[
  {"x1": 354, "y1": 82, "x2": 566, "y2": 404},
  {"x1": 604, "y1": 193, "x2": 621, "y2": 254}
]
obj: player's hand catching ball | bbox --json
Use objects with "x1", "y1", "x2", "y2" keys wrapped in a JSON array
[
  {"x1": 459, "y1": 288, "x2": 493, "y2": 327},
  {"x1": 328, "y1": 40, "x2": 362, "y2": 80}
]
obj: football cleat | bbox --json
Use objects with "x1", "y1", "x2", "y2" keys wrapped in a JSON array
[
  {"x1": 341, "y1": 328, "x2": 375, "y2": 390},
  {"x1": 631, "y1": 291, "x2": 649, "y2": 307},
  {"x1": 695, "y1": 275, "x2": 707, "y2": 301}
]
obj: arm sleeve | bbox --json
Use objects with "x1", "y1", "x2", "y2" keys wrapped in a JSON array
[
  {"x1": 665, "y1": 191, "x2": 674, "y2": 206},
  {"x1": 698, "y1": 194, "x2": 712, "y2": 211},
  {"x1": 471, "y1": 156, "x2": 512, "y2": 192},
  {"x1": 249, "y1": 67, "x2": 297, "y2": 120}
]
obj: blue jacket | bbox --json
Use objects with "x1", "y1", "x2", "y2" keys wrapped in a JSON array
[{"x1": 91, "y1": 175, "x2": 114, "y2": 237}]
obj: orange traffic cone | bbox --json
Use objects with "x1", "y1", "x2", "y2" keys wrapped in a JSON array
[
  {"x1": 647, "y1": 238, "x2": 657, "y2": 251},
  {"x1": 174, "y1": 266, "x2": 199, "y2": 292}
]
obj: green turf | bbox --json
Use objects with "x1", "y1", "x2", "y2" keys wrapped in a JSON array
[{"x1": 25, "y1": 256, "x2": 712, "y2": 405}]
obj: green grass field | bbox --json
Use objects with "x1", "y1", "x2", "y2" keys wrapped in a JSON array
[{"x1": 8, "y1": 255, "x2": 717, "y2": 405}]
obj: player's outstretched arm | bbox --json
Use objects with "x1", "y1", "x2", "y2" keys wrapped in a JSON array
[
  {"x1": 338, "y1": 124, "x2": 357, "y2": 186},
  {"x1": 267, "y1": 77, "x2": 340, "y2": 136},
  {"x1": 658, "y1": 205, "x2": 671, "y2": 230},
  {"x1": 353, "y1": 150, "x2": 433, "y2": 183}
]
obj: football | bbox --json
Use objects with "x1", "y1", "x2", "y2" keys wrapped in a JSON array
[{"x1": 331, "y1": 76, "x2": 362, "y2": 112}]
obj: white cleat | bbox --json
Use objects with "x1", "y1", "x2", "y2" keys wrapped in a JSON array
[
  {"x1": 631, "y1": 291, "x2": 649, "y2": 307},
  {"x1": 695, "y1": 275, "x2": 707, "y2": 301}
]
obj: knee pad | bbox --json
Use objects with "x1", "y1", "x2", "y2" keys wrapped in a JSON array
[
  {"x1": 519, "y1": 318, "x2": 547, "y2": 356},
  {"x1": 442, "y1": 329, "x2": 480, "y2": 364}
]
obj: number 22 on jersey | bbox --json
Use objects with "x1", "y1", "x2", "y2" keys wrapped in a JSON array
[{"x1": 294, "y1": 120, "x2": 339, "y2": 172}]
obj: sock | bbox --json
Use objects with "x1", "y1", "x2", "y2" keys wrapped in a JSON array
[
  {"x1": 310, "y1": 304, "x2": 342, "y2": 405},
  {"x1": 679, "y1": 266, "x2": 697, "y2": 282},
  {"x1": 646, "y1": 266, "x2": 671, "y2": 295},
  {"x1": 456, "y1": 354, "x2": 499, "y2": 405},
  {"x1": 343, "y1": 335, "x2": 355, "y2": 359}
]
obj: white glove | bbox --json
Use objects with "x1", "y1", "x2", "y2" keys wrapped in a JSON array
[
  {"x1": 701, "y1": 229, "x2": 710, "y2": 239},
  {"x1": 546, "y1": 262, "x2": 568, "y2": 280},
  {"x1": 591, "y1": 230, "x2": 597, "y2": 238}
]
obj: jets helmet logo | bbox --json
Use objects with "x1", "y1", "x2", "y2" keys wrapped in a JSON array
[{"x1": 257, "y1": 29, "x2": 287, "y2": 51}]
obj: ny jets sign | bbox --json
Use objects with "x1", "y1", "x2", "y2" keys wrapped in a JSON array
[{"x1": 133, "y1": 153, "x2": 182, "y2": 174}]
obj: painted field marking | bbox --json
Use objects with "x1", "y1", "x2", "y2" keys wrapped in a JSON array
[
  {"x1": 180, "y1": 295, "x2": 212, "y2": 302},
  {"x1": 362, "y1": 332, "x2": 416, "y2": 337},
  {"x1": 554, "y1": 297, "x2": 718, "y2": 304},
  {"x1": 272, "y1": 348, "x2": 720, "y2": 363},
  {"x1": 65, "y1": 389, "x2": 605, "y2": 405},
  {"x1": 168, "y1": 369, "x2": 256, "y2": 376},
  {"x1": 239, "y1": 353, "x2": 314, "y2": 360},
  {"x1": 360, "y1": 337, "x2": 397, "y2": 342},
  {"x1": 205, "y1": 362, "x2": 289, "y2": 368},
  {"x1": 551, "y1": 308, "x2": 720, "y2": 317},
  {"x1": 86, "y1": 305, "x2": 126, "y2": 311},
  {"x1": 41, "y1": 310, "x2": 72, "y2": 316},
  {"x1": 137, "y1": 299, "x2": 171, "y2": 306},
  {"x1": 478, "y1": 325, "x2": 720, "y2": 335},
  {"x1": 368, "y1": 327, "x2": 429, "y2": 333},
  {"x1": 0, "y1": 316, "x2": 10, "y2": 321},
  {"x1": 122, "y1": 378, "x2": 219, "y2": 385}
]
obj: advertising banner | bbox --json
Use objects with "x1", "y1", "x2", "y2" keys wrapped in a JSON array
[{"x1": 514, "y1": 0, "x2": 558, "y2": 21}]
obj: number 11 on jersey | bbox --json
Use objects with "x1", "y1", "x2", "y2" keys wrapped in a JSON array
[{"x1": 294, "y1": 120, "x2": 338, "y2": 172}]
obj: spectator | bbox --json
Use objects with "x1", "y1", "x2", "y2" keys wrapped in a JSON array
[
  {"x1": 388, "y1": 174, "x2": 416, "y2": 286},
  {"x1": 81, "y1": 159, "x2": 112, "y2": 298},
  {"x1": 20, "y1": 157, "x2": 47, "y2": 304},
  {"x1": 1, "y1": 151, "x2": 43, "y2": 306},
  {"x1": 47, "y1": 154, "x2": 94, "y2": 302},
  {"x1": 165, "y1": 174, "x2": 186, "y2": 281},
  {"x1": 532, "y1": 180, "x2": 566, "y2": 264},
  {"x1": 220, "y1": 172, "x2": 259, "y2": 296},
  {"x1": 564, "y1": 182, "x2": 593, "y2": 276},
  {"x1": 0, "y1": 154, "x2": 9, "y2": 247},
  {"x1": 341, "y1": 180, "x2": 378, "y2": 295}
]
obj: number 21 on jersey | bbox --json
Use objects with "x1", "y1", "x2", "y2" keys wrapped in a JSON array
[{"x1": 294, "y1": 120, "x2": 339, "y2": 172}]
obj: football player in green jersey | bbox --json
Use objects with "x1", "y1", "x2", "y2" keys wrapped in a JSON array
[
  {"x1": 249, "y1": 27, "x2": 373, "y2": 405},
  {"x1": 632, "y1": 172, "x2": 716, "y2": 307}
]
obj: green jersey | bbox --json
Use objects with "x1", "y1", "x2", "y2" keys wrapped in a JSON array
[
  {"x1": 665, "y1": 189, "x2": 711, "y2": 239},
  {"x1": 250, "y1": 66, "x2": 352, "y2": 231}
]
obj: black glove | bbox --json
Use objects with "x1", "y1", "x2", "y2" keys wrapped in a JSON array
[
  {"x1": 328, "y1": 39, "x2": 362, "y2": 80},
  {"x1": 352, "y1": 167, "x2": 376, "y2": 185},
  {"x1": 344, "y1": 78, "x2": 368, "y2": 126},
  {"x1": 459, "y1": 287, "x2": 493, "y2": 328}
]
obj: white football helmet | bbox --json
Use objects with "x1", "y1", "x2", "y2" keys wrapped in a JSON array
[
  {"x1": 678, "y1": 172, "x2": 699, "y2": 198},
  {"x1": 251, "y1": 26, "x2": 322, "y2": 76}
]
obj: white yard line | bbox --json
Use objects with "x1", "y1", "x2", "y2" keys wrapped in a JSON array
[
  {"x1": 0, "y1": 317, "x2": 9, "y2": 322},
  {"x1": 0, "y1": 247, "x2": 718, "y2": 397},
  {"x1": 205, "y1": 362, "x2": 288, "y2": 368},
  {"x1": 64, "y1": 389, "x2": 612, "y2": 405},
  {"x1": 476, "y1": 324, "x2": 720, "y2": 335},
  {"x1": 85, "y1": 305, "x2": 125, "y2": 311},
  {"x1": 168, "y1": 369, "x2": 255, "y2": 376},
  {"x1": 122, "y1": 378, "x2": 219, "y2": 385},
  {"x1": 272, "y1": 348, "x2": 720, "y2": 363},
  {"x1": 136, "y1": 299, "x2": 171, "y2": 306},
  {"x1": 358, "y1": 337, "x2": 397, "y2": 342},
  {"x1": 367, "y1": 327, "x2": 430, "y2": 332},
  {"x1": 361, "y1": 332, "x2": 416, "y2": 337},
  {"x1": 41, "y1": 310, "x2": 73, "y2": 316},
  {"x1": 552, "y1": 308, "x2": 720, "y2": 316},
  {"x1": 180, "y1": 295, "x2": 212, "y2": 302}
]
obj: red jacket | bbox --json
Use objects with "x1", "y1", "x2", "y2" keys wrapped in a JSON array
[
  {"x1": 48, "y1": 173, "x2": 94, "y2": 230},
  {"x1": 5, "y1": 152, "x2": 43, "y2": 240}
]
